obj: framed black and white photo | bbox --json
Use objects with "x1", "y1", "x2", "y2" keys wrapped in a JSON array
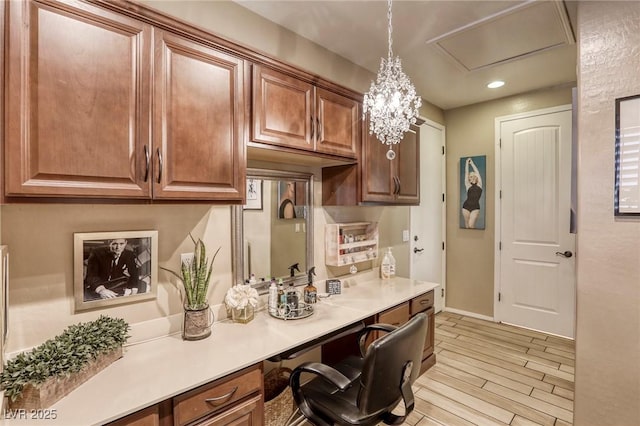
[
  {"x1": 74, "y1": 230, "x2": 158, "y2": 311},
  {"x1": 244, "y1": 178, "x2": 263, "y2": 210},
  {"x1": 615, "y1": 94, "x2": 640, "y2": 215}
]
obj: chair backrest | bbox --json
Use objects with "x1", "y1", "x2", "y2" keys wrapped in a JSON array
[{"x1": 357, "y1": 312, "x2": 428, "y2": 416}]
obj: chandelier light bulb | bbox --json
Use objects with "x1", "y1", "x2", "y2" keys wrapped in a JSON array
[{"x1": 363, "y1": 0, "x2": 422, "y2": 160}]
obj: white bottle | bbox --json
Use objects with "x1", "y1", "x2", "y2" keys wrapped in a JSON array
[
  {"x1": 387, "y1": 247, "x2": 396, "y2": 278},
  {"x1": 268, "y1": 281, "x2": 278, "y2": 314},
  {"x1": 380, "y1": 249, "x2": 391, "y2": 279}
]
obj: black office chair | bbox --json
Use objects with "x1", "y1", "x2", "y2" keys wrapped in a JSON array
[{"x1": 289, "y1": 313, "x2": 428, "y2": 426}]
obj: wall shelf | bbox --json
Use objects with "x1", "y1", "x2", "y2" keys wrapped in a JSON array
[{"x1": 325, "y1": 222, "x2": 378, "y2": 266}]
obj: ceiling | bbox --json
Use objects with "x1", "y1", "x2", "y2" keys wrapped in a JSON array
[{"x1": 234, "y1": 0, "x2": 577, "y2": 110}]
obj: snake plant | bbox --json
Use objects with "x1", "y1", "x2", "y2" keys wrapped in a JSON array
[{"x1": 161, "y1": 235, "x2": 220, "y2": 310}]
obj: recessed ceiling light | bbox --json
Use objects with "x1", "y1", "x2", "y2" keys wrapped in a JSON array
[{"x1": 487, "y1": 80, "x2": 505, "y2": 89}]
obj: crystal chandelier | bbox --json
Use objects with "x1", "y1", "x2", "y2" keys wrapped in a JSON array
[{"x1": 363, "y1": 0, "x2": 422, "y2": 160}]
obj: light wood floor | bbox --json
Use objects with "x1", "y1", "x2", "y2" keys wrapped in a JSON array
[{"x1": 407, "y1": 311, "x2": 575, "y2": 426}]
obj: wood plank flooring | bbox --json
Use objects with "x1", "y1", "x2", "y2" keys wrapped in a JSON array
[{"x1": 408, "y1": 311, "x2": 575, "y2": 426}]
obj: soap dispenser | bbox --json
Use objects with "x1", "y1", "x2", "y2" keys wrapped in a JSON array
[{"x1": 304, "y1": 267, "x2": 317, "y2": 304}]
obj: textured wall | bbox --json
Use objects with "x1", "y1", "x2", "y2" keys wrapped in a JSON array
[
  {"x1": 574, "y1": 2, "x2": 640, "y2": 424},
  {"x1": 444, "y1": 86, "x2": 573, "y2": 316}
]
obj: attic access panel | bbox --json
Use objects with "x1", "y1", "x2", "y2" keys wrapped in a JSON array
[{"x1": 428, "y1": 1, "x2": 574, "y2": 71}]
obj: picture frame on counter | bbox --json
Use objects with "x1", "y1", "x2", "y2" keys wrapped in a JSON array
[
  {"x1": 74, "y1": 230, "x2": 158, "y2": 312},
  {"x1": 615, "y1": 94, "x2": 640, "y2": 215},
  {"x1": 244, "y1": 178, "x2": 263, "y2": 210}
]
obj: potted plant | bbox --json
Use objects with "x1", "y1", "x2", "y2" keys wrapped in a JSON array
[
  {"x1": 161, "y1": 235, "x2": 220, "y2": 340},
  {"x1": 0, "y1": 316, "x2": 129, "y2": 410}
]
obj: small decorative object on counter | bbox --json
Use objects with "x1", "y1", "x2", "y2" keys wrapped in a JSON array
[
  {"x1": 160, "y1": 234, "x2": 220, "y2": 340},
  {"x1": 326, "y1": 279, "x2": 342, "y2": 295},
  {"x1": 387, "y1": 247, "x2": 396, "y2": 278},
  {"x1": 0, "y1": 316, "x2": 129, "y2": 410},
  {"x1": 304, "y1": 267, "x2": 317, "y2": 304},
  {"x1": 225, "y1": 284, "x2": 259, "y2": 324}
]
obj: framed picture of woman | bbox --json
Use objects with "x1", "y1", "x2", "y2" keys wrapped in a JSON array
[{"x1": 459, "y1": 155, "x2": 486, "y2": 229}]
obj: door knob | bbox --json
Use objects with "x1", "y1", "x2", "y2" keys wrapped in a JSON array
[
  {"x1": 555, "y1": 250, "x2": 573, "y2": 258},
  {"x1": 414, "y1": 247, "x2": 424, "y2": 254}
]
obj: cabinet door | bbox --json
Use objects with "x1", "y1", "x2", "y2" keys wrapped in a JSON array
[
  {"x1": 360, "y1": 127, "x2": 395, "y2": 202},
  {"x1": 315, "y1": 88, "x2": 359, "y2": 158},
  {"x1": 5, "y1": 0, "x2": 152, "y2": 198},
  {"x1": 153, "y1": 30, "x2": 245, "y2": 200},
  {"x1": 194, "y1": 394, "x2": 262, "y2": 426},
  {"x1": 395, "y1": 123, "x2": 420, "y2": 204},
  {"x1": 252, "y1": 65, "x2": 314, "y2": 151}
]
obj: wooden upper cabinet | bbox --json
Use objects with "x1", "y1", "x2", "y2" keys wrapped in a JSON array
[
  {"x1": 361, "y1": 121, "x2": 421, "y2": 205},
  {"x1": 315, "y1": 88, "x2": 359, "y2": 158},
  {"x1": 5, "y1": 0, "x2": 152, "y2": 198},
  {"x1": 252, "y1": 64, "x2": 313, "y2": 151},
  {"x1": 153, "y1": 30, "x2": 246, "y2": 201},
  {"x1": 251, "y1": 65, "x2": 358, "y2": 159}
]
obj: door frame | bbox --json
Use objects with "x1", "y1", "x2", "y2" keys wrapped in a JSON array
[
  {"x1": 409, "y1": 117, "x2": 446, "y2": 312},
  {"x1": 493, "y1": 104, "x2": 573, "y2": 323}
]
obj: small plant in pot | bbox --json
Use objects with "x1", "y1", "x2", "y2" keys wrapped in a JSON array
[{"x1": 161, "y1": 234, "x2": 221, "y2": 340}]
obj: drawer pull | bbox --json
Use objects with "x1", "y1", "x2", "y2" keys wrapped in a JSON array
[
  {"x1": 205, "y1": 386, "x2": 238, "y2": 406},
  {"x1": 420, "y1": 300, "x2": 429, "y2": 305}
]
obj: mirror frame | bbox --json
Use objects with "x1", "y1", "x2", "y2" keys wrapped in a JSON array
[{"x1": 232, "y1": 168, "x2": 314, "y2": 289}]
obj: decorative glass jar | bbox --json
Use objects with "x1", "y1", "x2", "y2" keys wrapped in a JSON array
[{"x1": 231, "y1": 305, "x2": 254, "y2": 324}]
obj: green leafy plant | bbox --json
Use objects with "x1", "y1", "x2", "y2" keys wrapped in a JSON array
[
  {"x1": 0, "y1": 315, "x2": 129, "y2": 402},
  {"x1": 161, "y1": 234, "x2": 221, "y2": 310}
]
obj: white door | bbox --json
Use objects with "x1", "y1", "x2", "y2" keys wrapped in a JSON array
[
  {"x1": 410, "y1": 119, "x2": 446, "y2": 313},
  {"x1": 496, "y1": 106, "x2": 575, "y2": 338}
]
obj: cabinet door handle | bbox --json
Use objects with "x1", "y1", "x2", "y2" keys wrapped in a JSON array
[
  {"x1": 143, "y1": 145, "x2": 150, "y2": 182},
  {"x1": 316, "y1": 117, "x2": 321, "y2": 141},
  {"x1": 393, "y1": 176, "x2": 400, "y2": 195},
  {"x1": 156, "y1": 148, "x2": 163, "y2": 184},
  {"x1": 310, "y1": 115, "x2": 315, "y2": 141},
  {"x1": 396, "y1": 176, "x2": 401, "y2": 195},
  {"x1": 205, "y1": 386, "x2": 238, "y2": 406}
]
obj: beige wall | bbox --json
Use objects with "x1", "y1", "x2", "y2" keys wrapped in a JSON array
[
  {"x1": 574, "y1": 2, "x2": 640, "y2": 424},
  {"x1": 444, "y1": 86, "x2": 573, "y2": 316}
]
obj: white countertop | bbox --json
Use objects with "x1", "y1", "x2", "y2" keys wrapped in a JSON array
[{"x1": 2, "y1": 277, "x2": 438, "y2": 426}]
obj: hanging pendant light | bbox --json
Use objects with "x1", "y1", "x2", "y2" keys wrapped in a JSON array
[{"x1": 363, "y1": 0, "x2": 422, "y2": 160}]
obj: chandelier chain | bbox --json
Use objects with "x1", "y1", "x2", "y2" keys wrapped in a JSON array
[{"x1": 387, "y1": 0, "x2": 393, "y2": 60}]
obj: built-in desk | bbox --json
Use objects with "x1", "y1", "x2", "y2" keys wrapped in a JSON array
[{"x1": 1, "y1": 277, "x2": 438, "y2": 426}]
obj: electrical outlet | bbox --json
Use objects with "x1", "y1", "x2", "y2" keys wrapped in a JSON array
[
  {"x1": 402, "y1": 230, "x2": 410, "y2": 242},
  {"x1": 181, "y1": 252, "x2": 194, "y2": 264}
]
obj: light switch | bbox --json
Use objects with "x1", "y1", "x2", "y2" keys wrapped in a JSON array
[{"x1": 402, "y1": 230, "x2": 410, "y2": 242}]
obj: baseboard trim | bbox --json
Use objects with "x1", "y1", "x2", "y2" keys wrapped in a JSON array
[{"x1": 443, "y1": 307, "x2": 494, "y2": 322}]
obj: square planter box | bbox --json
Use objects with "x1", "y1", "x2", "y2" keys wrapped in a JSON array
[{"x1": 8, "y1": 346, "x2": 123, "y2": 410}]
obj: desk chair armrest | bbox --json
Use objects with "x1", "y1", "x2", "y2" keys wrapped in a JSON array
[
  {"x1": 290, "y1": 362, "x2": 354, "y2": 426},
  {"x1": 290, "y1": 362, "x2": 352, "y2": 392},
  {"x1": 357, "y1": 323, "x2": 397, "y2": 356}
]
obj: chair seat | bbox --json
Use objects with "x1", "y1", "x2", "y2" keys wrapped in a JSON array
[
  {"x1": 290, "y1": 313, "x2": 428, "y2": 426},
  {"x1": 300, "y1": 355, "x2": 398, "y2": 425}
]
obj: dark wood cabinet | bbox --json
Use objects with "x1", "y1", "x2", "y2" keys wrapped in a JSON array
[
  {"x1": 5, "y1": 0, "x2": 153, "y2": 198},
  {"x1": 153, "y1": 30, "x2": 246, "y2": 201},
  {"x1": 361, "y1": 121, "x2": 421, "y2": 204},
  {"x1": 4, "y1": 0, "x2": 246, "y2": 201},
  {"x1": 252, "y1": 65, "x2": 359, "y2": 159},
  {"x1": 111, "y1": 364, "x2": 263, "y2": 426}
]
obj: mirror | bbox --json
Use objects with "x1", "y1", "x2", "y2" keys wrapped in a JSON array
[{"x1": 232, "y1": 169, "x2": 313, "y2": 290}]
